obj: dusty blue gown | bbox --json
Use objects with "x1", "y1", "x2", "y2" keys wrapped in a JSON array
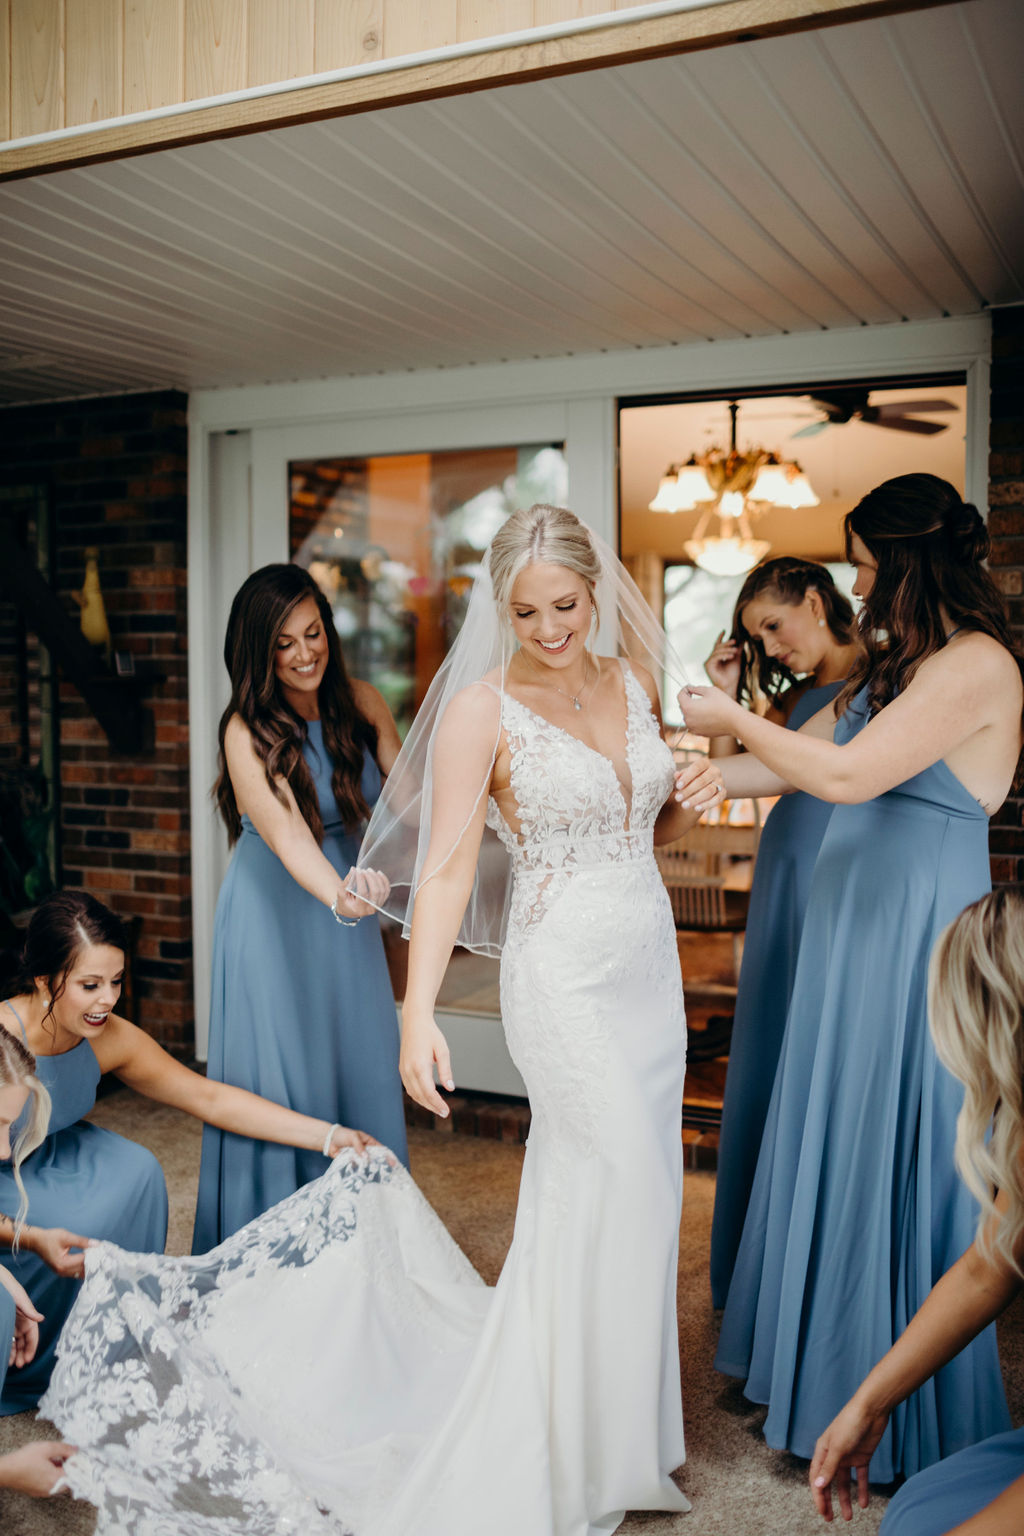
[
  {"x1": 710, "y1": 680, "x2": 840, "y2": 1308},
  {"x1": 192, "y1": 725, "x2": 408, "y2": 1254},
  {"x1": 0, "y1": 1282, "x2": 13, "y2": 1404},
  {"x1": 0, "y1": 1003, "x2": 168, "y2": 1414},
  {"x1": 880, "y1": 1425, "x2": 1024, "y2": 1534},
  {"x1": 715, "y1": 687, "x2": 1011, "y2": 1481}
]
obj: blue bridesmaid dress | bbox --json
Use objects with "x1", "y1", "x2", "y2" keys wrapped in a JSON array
[
  {"x1": 0, "y1": 1281, "x2": 14, "y2": 1403},
  {"x1": 710, "y1": 680, "x2": 840, "y2": 1308},
  {"x1": 0, "y1": 1005, "x2": 168, "y2": 1414},
  {"x1": 192, "y1": 726, "x2": 408, "y2": 1254},
  {"x1": 880, "y1": 1425, "x2": 1024, "y2": 1534},
  {"x1": 715, "y1": 687, "x2": 1011, "y2": 1481}
]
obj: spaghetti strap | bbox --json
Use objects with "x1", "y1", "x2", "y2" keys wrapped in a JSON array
[{"x1": 3, "y1": 999, "x2": 27, "y2": 1046}]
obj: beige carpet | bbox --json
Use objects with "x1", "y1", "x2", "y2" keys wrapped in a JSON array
[{"x1": 2, "y1": 1092, "x2": 1022, "y2": 1536}]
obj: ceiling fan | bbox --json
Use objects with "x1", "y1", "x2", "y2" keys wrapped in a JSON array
[{"x1": 791, "y1": 388, "x2": 958, "y2": 438}]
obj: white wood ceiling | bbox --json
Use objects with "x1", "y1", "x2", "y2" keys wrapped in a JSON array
[{"x1": 0, "y1": 0, "x2": 1021, "y2": 407}]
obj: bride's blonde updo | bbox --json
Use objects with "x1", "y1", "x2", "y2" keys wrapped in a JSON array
[{"x1": 489, "y1": 505, "x2": 602, "y2": 625}]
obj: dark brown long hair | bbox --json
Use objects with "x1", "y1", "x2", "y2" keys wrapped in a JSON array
[
  {"x1": 730, "y1": 556, "x2": 856, "y2": 707},
  {"x1": 213, "y1": 565, "x2": 378, "y2": 845},
  {"x1": 836, "y1": 473, "x2": 1024, "y2": 721},
  {"x1": 0, "y1": 889, "x2": 127, "y2": 1043}
]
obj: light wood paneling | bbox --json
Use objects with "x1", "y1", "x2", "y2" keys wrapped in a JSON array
[
  {"x1": 2, "y1": 0, "x2": 951, "y2": 168},
  {"x1": 533, "y1": 1, "x2": 612, "y2": 22},
  {"x1": 457, "y1": 1, "x2": 533, "y2": 44},
  {"x1": 185, "y1": 0, "x2": 247, "y2": 100},
  {"x1": 0, "y1": 2, "x2": 10, "y2": 139},
  {"x1": 384, "y1": 0, "x2": 457, "y2": 56},
  {"x1": 314, "y1": 0, "x2": 382, "y2": 70},
  {"x1": 126, "y1": 0, "x2": 185, "y2": 113},
  {"x1": 248, "y1": 0, "x2": 314, "y2": 86},
  {"x1": 11, "y1": 0, "x2": 64, "y2": 136},
  {"x1": 65, "y1": 0, "x2": 121, "y2": 125}
]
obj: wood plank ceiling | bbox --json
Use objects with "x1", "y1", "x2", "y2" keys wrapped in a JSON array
[{"x1": 0, "y1": 0, "x2": 1021, "y2": 407}]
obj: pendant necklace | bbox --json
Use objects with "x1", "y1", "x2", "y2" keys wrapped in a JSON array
[{"x1": 549, "y1": 650, "x2": 595, "y2": 711}]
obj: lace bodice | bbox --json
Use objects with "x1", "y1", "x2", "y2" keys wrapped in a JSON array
[{"x1": 485, "y1": 662, "x2": 674, "y2": 875}]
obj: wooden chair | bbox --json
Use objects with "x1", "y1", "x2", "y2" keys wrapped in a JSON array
[{"x1": 655, "y1": 812, "x2": 761, "y2": 981}]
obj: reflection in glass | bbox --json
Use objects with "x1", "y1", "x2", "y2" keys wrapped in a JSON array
[
  {"x1": 290, "y1": 446, "x2": 567, "y2": 740},
  {"x1": 288, "y1": 444, "x2": 568, "y2": 1027}
]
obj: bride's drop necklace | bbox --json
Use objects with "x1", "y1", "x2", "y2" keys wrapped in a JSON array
[{"x1": 528, "y1": 648, "x2": 596, "y2": 711}]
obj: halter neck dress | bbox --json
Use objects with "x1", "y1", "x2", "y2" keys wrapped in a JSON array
[
  {"x1": 192, "y1": 723, "x2": 408, "y2": 1253},
  {"x1": 715, "y1": 684, "x2": 1012, "y2": 1480},
  {"x1": 710, "y1": 679, "x2": 841, "y2": 1308},
  {"x1": 0, "y1": 1001, "x2": 168, "y2": 1414}
]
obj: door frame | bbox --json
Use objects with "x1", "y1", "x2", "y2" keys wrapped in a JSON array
[{"x1": 188, "y1": 314, "x2": 991, "y2": 1063}]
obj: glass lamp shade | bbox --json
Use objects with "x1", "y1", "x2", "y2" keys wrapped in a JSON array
[
  {"x1": 684, "y1": 535, "x2": 771, "y2": 577},
  {"x1": 749, "y1": 459, "x2": 819, "y2": 509},
  {"x1": 648, "y1": 457, "x2": 716, "y2": 513},
  {"x1": 649, "y1": 471, "x2": 683, "y2": 513}
]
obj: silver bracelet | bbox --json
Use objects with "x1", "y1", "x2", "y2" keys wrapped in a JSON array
[
  {"x1": 330, "y1": 893, "x2": 359, "y2": 927},
  {"x1": 322, "y1": 1122, "x2": 341, "y2": 1157}
]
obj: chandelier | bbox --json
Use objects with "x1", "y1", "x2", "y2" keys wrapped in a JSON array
[{"x1": 648, "y1": 402, "x2": 818, "y2": 577}]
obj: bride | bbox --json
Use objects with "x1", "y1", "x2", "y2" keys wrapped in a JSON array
[{"x1": 39, "y1": 505, "x2": 724, "y2": 1535}]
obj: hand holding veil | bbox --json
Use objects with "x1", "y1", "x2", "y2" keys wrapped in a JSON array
[{"x1": 357, "y1": 513, "x2": 694, "y2": 957}]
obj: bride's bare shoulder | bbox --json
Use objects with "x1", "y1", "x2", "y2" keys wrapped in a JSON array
[
  {"x1": 439, "y1": 679, "x2": 503, "y2": 742},
  {"x1": 617, "y1": 656, "x2": 659, "y2": 709}
]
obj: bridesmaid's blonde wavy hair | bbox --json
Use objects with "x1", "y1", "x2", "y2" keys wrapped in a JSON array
[
  {"x1": 928, "y1": 889, "x2": 1024, "y2": 1278},
  {"x1": 0, "y1": 1028, "x2": 51, "y2": 1241},
  {"x1": 489, "y1": 505, "x2": 602, "y2": 627}
]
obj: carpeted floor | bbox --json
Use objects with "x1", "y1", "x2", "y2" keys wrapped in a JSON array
[{"x1": 2, "y1": 1091, "x2": 1022, "y2": 1536}]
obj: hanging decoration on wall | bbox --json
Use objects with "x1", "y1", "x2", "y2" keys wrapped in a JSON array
[{"x1": 649, "y1": 402, "x2": 818, "y2": 577}]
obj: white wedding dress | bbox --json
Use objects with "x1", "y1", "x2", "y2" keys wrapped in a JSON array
[{"x1": 41, "y1": 662, "x2": 690, "y2": 1535}]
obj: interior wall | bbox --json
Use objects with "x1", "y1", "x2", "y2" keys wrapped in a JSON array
[{"x1": 620, "y1": 382, "x2": 968, "y2": 564}]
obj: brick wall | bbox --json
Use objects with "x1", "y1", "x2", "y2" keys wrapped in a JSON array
[
  {"x1": 988, "y1": 307, "x2": 1024, "y2": 889},
  {"x1": 0, "y1": 391, "x2": 192, "y2": 1054}
]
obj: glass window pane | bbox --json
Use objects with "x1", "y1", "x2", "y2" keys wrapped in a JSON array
[
  {"x1": 661, "y1": 560, "x2": 859, "y2": 727},
  {"x1": 290, "y1": 445, "x2": 567, "y2": 738},
  {"x1": 288, "y1": 443, "x2": 567, "y2": 1025}
]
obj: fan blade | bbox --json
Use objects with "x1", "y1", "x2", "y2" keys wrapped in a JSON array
[
  {"x1": 874, "y1": 399, "x2": 958, "y2": 417},
  {"x1": 875, "y1": 416, "x2": 948, "y2": 435},
  {"x1": 790, "y1": 420, "x2": 830, "y2": 439}
]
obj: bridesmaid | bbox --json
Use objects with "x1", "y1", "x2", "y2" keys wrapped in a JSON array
[
  {"x1": 193, "y1": 564, "x2": 407, "y2": 1252},
  {"x1": 0, "y1": 889, "x2": 378, "y2": 1412},
  {"x1": 680, "y1": 474, "x2": 1024, "y2": 1480},
  {"x1": 810, "y1": 890, "x2": 1024, "y2": 1533},
  {"x1": 703, "y1": 558, "x2": 857, "y2": 1307}
]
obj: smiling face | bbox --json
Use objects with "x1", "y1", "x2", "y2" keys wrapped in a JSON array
[
  {"x1": 509, "y1": 563, "x2": 593, "y2": 675},
  {"x1": 848, "y1": 532, "x2": 878, "y2": 601},
  {"x1": 0, "y1": 1081, "x2": 29, "y2": 1159},
  {"x1": 273, "y1": 595, "x2": 329, "y2": 706},
  {"x1": 740, "y1": 587, "x2": 829, "y2": 678},
  {"x1": 40, "y1": 942, "x2": 125, "y2": 1045}
]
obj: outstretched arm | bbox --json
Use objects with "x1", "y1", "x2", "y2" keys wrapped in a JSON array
[
  {"x1": 401, "y1": 686, "x2": 500, "y2": 1118},
  {"x1": 681, "y1": 637, "x2": 1013, "y2": 805},
  {"x1": 224, "y1": 715, "x2": 386, "y2": 920},
  {"x1": 93, "y1": 1018, "x2": 379, "y2": 1160},
  {"x1": 810, "y1": 1210, "x2": 1022, "y2": 1522},
  {"x1": 0, "y1": 1441, "x2": 77, "y2": 1497}
]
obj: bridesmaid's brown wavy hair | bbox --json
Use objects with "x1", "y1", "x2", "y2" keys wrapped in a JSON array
[
  {"x1": 836, "y1": 473, "x2": 1024, "y2": 722},
  {"x1": 730, "y1": 557, "x2": 856, "y2": 708},
  {"x1": 214, "y1": 565, "x2": 378, "y2": 845}
]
